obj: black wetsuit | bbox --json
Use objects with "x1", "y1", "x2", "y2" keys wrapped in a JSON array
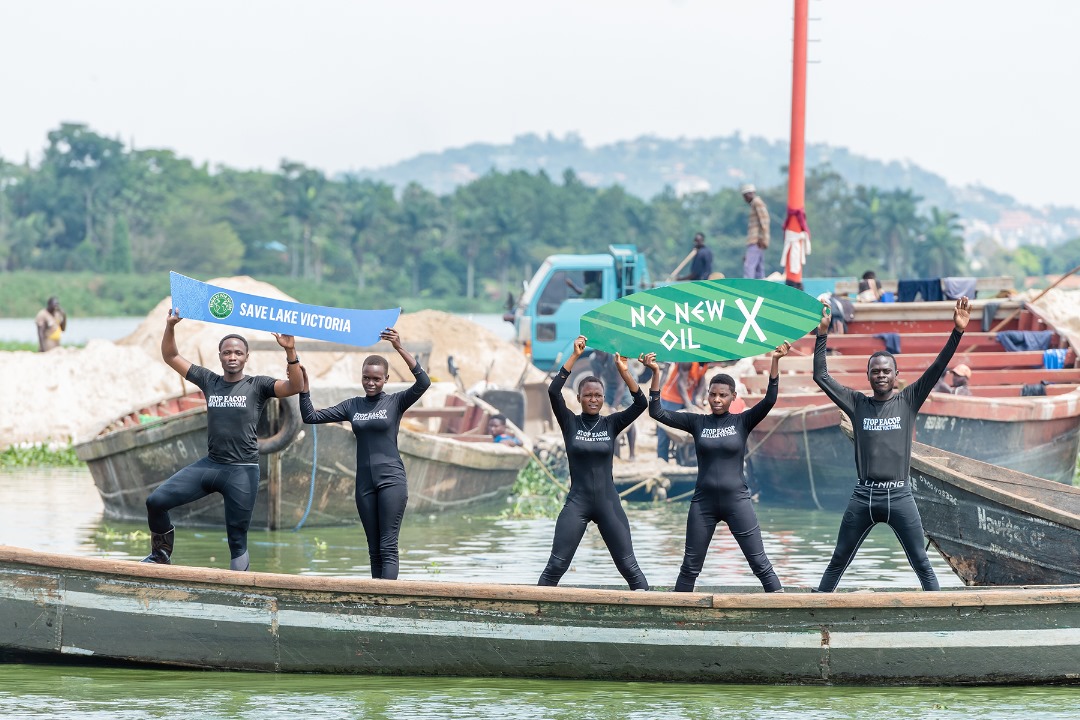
[
  {"x1": 145, "y1": 365, "x2": 278, "y2": 569},
  {"x1": 813, "y1": 329, "x2": 963, "y2": 591},
  {"x1": 650, "y1": 377, "x2": 782, "y2": 592},
  {"x1": 299, "y1": 362, "x2": 430, "y2": 580},
  {"x1": 538, "y1": 367, "x2": 649, "y2": 590}
]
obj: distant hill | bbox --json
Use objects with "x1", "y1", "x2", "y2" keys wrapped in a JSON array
[{"x1": 348, "y1": 133, "x2": 1080, "y2": 248}]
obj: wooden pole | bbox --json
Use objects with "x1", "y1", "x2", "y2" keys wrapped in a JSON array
[
  {"x1": 990, "y1": 263, "x2": 1080, "y2": 333},
  {"x1": 666, "y1": 249, "x2": 697, "y2": 281}
]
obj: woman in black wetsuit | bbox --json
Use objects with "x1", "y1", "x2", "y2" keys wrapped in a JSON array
[
  {"x1": 812, "y1": 296, "x2": 970, "y2": 591},
  {"x1": 299, "y1": 327, "x2": 430, "y2": 580},
  {"x1": 643, "y1": 344, "x2": 790, "y2": 592},
  {"x1": 538, "y1": 335, "x2": 649, "y2": 590}
]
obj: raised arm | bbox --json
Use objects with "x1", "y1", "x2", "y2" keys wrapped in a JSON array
[
  {"x1": 382, "y1": 328, "x2": 431, "y2": 409},
  {"x1": 908, "y1": 296, "x2": 969, "y2": 407},
  {"x1": 812, "y1": 303, "x2": 858, "y2": 417},
  {"x1": 743, "y1": 342, "x2": 789, "y2": 429},
  {"x1": 161, "y1": 309, "x2": 193, "y2": 378},
  {"x1": 272, "y1": 333, "x2": 303, "y2": 398},
  {"x1": 548, "y1": 335, "x2": 587, "y2": 428},
  {"x1": 608, "y1": 353, "x2": 647, "y2": 432},
  {"x1": 642, "y1": 353, "x2": 696, "y2": 433}
]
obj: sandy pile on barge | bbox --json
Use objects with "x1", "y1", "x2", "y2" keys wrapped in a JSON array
[{"x1": 0, "y1": 276, "x2": 544, "y2": 449}]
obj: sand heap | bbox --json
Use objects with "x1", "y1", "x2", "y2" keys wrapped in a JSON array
[{"x1": 1, "y1": 276, "x2": 544, "y2": 449}]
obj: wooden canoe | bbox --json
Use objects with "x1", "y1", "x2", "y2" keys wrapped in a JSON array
[
  {"x1": 2, "y1": 546, "x2": 1079, "y2": 684},
  {"x1": 743, "y1": 298, "x2": 1080, "y2": 510},
  {"x1": 910, "y1": 441, "x2": 1080, "y2": 586},
  {"x1": 74, "y1": 383, "x2": 530, "y2": 529}
]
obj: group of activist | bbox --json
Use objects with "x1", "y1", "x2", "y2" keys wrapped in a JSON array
[{"x1": 142, "y1": 291, "x2": 971, "y2": 593}]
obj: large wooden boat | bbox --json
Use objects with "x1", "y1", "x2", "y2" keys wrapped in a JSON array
[
  {"x1": 909, "y1": 441, "x2": 1080, "y2": 586},
  {"x1": 741, "y1": 296, "x2": 1080, "y2": 510},
  {"x1": 1, "y1": 545, "x2": 1078, "y2": 685},
  {"x1": 74, "y1": 383, "x2": 530, "y2": 529}
]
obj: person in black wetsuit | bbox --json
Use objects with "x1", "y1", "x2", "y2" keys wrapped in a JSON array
[
  {"x1": 143, "y1": 309, "x2": 304, "y2": 570},
  {"x1": 299, "y1": 327, "x2": 429, "y2": 580},
  {"x1": 813, "y1": 296, "x2": 971, "y2": 591},
  {"x1": 643, "y1": 344, "x2": 790, "y2": 592},
  {"x1": 538, "y1": 335, "x2": 649, "y2": 590}
]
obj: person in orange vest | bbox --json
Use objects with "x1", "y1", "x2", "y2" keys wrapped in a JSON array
[{"x1": 656, "y1": 361, "x2": 708, "y2": 462}]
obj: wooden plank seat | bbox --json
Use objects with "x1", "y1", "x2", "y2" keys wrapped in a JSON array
[
  {"x1": 833, "y1": 275, "x2": 1014, "y2": 297},
  {"x1": 787, "y1": 332, "x2": 1060, "y2": 357},
  {"x1": 742, "y1": 376, "x2": 1078, "y2": 398},
  {"x1": 404, "y1": 407, "x2": 468, "y2": 420},
  {"x1": 741, "y1": 367, "x2": 1080, "y2": 392},
  {"x1": 754, "y1": 350, "x2": 1052, "y2": 374}
]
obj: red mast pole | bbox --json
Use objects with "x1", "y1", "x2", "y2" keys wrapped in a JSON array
[{"x1": 784, "y1": 0, "x2": 811, "y2": 287}]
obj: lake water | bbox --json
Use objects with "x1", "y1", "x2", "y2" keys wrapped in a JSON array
[
  {"x1": 2, "y1": 468, "x2": 1076, "y2": 718},
  {"x1": 0, "y1": 314, "x2": 515, "y2": 345}
]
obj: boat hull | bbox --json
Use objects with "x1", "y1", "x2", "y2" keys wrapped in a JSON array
[
  {"x1": 77, "y1": 400, "x2": 529, "y2": 529},
  {"x1": 2, "y1": 547, "x2": 1079, "y2": 685},
  {"x1": 910, "y1": 443, "x2": 1080, "y2": 586}
]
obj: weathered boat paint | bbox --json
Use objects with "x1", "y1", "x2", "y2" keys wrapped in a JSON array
[
  {"x1": 1, "y1": 546, "x2": 1078, "y2": 684},
  {"x1": 910, "y1": 442, "x2": 1080, "y2": 586}
]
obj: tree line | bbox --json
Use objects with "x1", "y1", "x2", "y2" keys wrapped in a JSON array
[{"x1": 1, "y1": 123, "x2": 1075, "y2": 309}]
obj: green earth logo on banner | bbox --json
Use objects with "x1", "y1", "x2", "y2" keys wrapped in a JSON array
[
  {"x1": 579, "y1": 278, "x2": 822, "y2": 361},
  {"x1": 208, "y1": 292, "x2": 234, "y2": 320}
]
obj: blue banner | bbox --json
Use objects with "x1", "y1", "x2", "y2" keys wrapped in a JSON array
[{"x1": 169, "y1": 272, "x2": 401, "y2": 347}]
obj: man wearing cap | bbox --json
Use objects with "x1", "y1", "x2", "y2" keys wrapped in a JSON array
[
  {"x1": 948, "y1": 364, "x2": 972, "y2": 396},
  {"x1": 741, "y1": 184, "x2": 770, "y2": 279}
]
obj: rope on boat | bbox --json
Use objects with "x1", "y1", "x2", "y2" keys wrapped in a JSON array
[
  {"x1": 802, "y1": 411, "x2": 823, "y2": 511},
  {"x1": 293, "y1": 424, "x2": 317, "y2": 531}
]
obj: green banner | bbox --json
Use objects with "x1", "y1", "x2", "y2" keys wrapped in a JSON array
[{"x1": 579, "y1": 278, "x2": 822, "y2": 361}]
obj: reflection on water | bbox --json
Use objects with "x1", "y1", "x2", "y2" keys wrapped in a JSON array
[
  {"x1": 0, "y1": 667, "x2": 1078, "y2": 720},
  {"x1": 0, "y1": 468, "x2": 961, "y2": 589}
]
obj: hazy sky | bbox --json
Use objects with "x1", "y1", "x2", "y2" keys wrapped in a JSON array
[{"x1": 2, "y1": 1, "x2": 1077, "y2": 207}]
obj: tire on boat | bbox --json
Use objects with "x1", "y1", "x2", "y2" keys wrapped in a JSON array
[{"x1": 258, "y1": 395, "x2": 301, "y2": 455}]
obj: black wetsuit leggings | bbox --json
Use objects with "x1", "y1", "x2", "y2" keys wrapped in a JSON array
[
  {"x1": 817, "y1": 486, "x2": 939, "y2": 592},
  {"x1": 538, "y1": 490, "x2": 649, "y2": 590},
  {"x1": 145, "y1": 457, "x2": 259, "y2": 561},
  {"x1": 357, "y1": 479, "x2": 408, "y2": 580},
  {"x1": 676, "y1": 496, "x2": 781, "y2": 592}
]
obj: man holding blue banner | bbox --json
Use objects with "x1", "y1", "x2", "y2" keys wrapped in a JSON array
[{"x1": 142, "y1": 308, "x2": 305, "y2": 571}]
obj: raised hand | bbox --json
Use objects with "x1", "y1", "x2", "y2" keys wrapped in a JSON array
[
  {"x1": 166, "y1": 308, "x2": 183, "y2": 327},
  {"x1": 380, "y1": 327, "x2": 403, "y2": 349},
  {"x1": 300, "y1": 365, "x2": 310, "y2": 393},
  {"x1": 273, "y1": 333, "x2": 296, "y2": 350},
  {"x1": 614, "y1": 353, "x2": 628, "y2": 372},
  {"x1": 817, "y1": 302, "x2": 831, "y2": 335},
  {"x1": 572, "y1": 335, "x2": 587, "y2": 357},
  {"x1": 953, "y1": 297, "x2": 971, "y2": 332},
  {"x1": 639, "y1": 352, "x2": 660, "y2": 372},
  {"x1": 772, "y1": 341, "x2": 791, "y2": 360}
]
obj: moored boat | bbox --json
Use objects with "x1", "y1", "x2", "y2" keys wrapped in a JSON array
[
  {"x1": 741, "y1": 296, "x2": 1080, "y2": 510},
  {"x1": 909, "y1": 441, "x2": 1080, "y2": 586},
  {"x1": 74, "y1": 383, "x2": 530, "y2": 529},
  {"x1": 2, "y1": 545, "x2": 1079, "y2": 685}
]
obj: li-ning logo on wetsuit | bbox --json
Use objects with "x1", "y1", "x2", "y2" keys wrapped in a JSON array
[
  {"x1": 863, "y1": 416, "x2": 902, "y2": 432},
  {"x1": 700, "y1": 426, "x2": 737, "y2": 439},
  {"x1": 353, "y1": 409, "x2": 388, "y2": 422},
  {"x1": 208, "y1": 292, "x2": 234, "y2": 320},
  {"x1": 207, "y1": 395, "x2": 247, "y2": 408}
]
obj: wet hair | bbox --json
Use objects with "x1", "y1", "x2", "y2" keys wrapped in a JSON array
[
  {"x1": 709, "y1": 373, "x2": 736, "y2": 392},
  {"x1": 578, "y1": 375, "x2": 604, "y2": 393},
  {"x1": 867, "y1": 350, "x2": 897, "y2": 372},
  {"x1": 218, "y1": 334, "x2": 249, "y2": 352},
  {"x1": 862, "y1": 271, "x2": 877, "y2": 280},
  {"x1": 363, "y1": 355, "x2": 389, "y2": 375}
]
